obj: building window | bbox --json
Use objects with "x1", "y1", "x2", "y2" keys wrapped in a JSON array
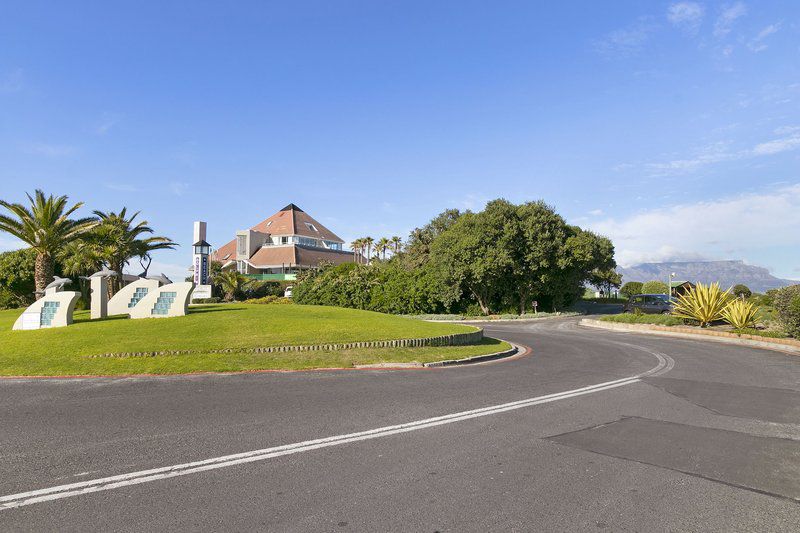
[
  {"x1": 305, "y1": 222, "x2": 318, "y2": 232},
  {"x1": 281, "y1": 236, "x2": 288, "y2": 245},
  {"x1": 237, "y1": 260, "x2": 246, "y2": 273}
]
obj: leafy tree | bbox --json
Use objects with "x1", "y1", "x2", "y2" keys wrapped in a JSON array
[
  {"x1": 642, "y1": 280, "x2": 669, "y2": 294},
  {"x1": 0, "y1": 190, "x2": 96, "y2": 296},
  {"x1": 732, "y1": 284, "x2": 752, "y2": 299},
  {"x1": 92, "y1": 208, "x2": 176, "y2": 295},
  {"x1": 430, "y1": 200, "x2": 517, "y2": 315},
  {"x1": 376, "y1": 237, "x2": 391, "y2": 261},
  {"x1": 404, "y1": 208, "x2": 462, "y2": 268},
  {"x1": 620, "y1": 281, "x2": 644, "y2": 298},
  {"x1": 390, "y1": 236, "x2": 402, "y2": 254},
  {"x1": 213, "y1": 270, "x2": 256, "y2": 301},
  {"x1": 0, "y1": 248, "x2": 37, "y2": 307},
  {"x1": 591, "y1": 269, "x2": 622, "y2": 298},
  {"x1": 773, "y1": 285, "x2": 800, "y2": 338}
]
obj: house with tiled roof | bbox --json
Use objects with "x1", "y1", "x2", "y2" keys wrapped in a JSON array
[{"x1": 212, "y1": 204, "x2": 357, "y2": 280}]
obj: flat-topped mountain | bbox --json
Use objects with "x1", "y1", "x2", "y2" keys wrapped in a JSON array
[{"x1": 617, "y1": 260, "x2": 796, "y2": 293}]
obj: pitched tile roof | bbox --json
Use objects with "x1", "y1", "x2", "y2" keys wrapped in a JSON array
[
  {"x1": 211, "y1": 204, "x2": 344, "y2": 263},
  {"x1": 246, "y1": 245, "x2": 355, "y2": 268}
]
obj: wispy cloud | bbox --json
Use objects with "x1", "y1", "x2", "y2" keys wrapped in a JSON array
[
  {"x1": 713, "y1": 2, "x2": 747, "y2": 38},
  {"x1": 20, "y1": 142, "x2": 77, "y2": 157},
  {"x1": 667, "y1": 2, "x2": 705, "y2": 33},
  {"x1": 169, "y1": 181, "x2": 190, "y2": 196},
  {"x1": 589, "y1": 183, "x2": 800, "y2": 267},
  {"x1": 95, "y1": 113, "x2": 122, "y2": 136},
  {"x1": 752, "y1": 134, "x2": 800, "y2": 155},
  {"x1": 0, "y1": 68, "x2": 23, "y2": 93},
  {"x1": 747, "y1": 23, "x2": 780, "y2": 52},
  {"x1": 594, "y1": 18, "x2": 656, "y2": 58}
]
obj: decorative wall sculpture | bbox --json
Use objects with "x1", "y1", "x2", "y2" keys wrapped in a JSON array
[
  {"x1": 107, "y1": 278, "x2": 161, "y2": 317},
  {"x1": 129, "y1": 282, "x2": 194, "y2": 319},
  {"x1": 12, "y1": 285, "x2": 81, "y2": 331}
]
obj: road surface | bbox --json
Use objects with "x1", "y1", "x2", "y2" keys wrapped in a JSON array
[{"x1": 0, "y1": 317, "x2": 798, "y2": 531}]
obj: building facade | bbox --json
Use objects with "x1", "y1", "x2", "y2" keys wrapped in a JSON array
[{"x1": 211, "y1": 204, "x2": 356, "y2": 280}]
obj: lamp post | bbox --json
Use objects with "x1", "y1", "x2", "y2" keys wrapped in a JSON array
[{"x1": 668, "y1": 272, "x2": 676, "y2": 297}]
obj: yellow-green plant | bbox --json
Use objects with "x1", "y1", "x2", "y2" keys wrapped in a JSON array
[
  {"x1": 671, "y1": 282, "x2": 732, "y2": 327},
  {"x1": 722, "y1": 298, "x2": 758, "y2": 329}
]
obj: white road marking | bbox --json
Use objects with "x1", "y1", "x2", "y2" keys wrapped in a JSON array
[{"x1": 0, "y1": 351, "x2": 673, "y2": 511}]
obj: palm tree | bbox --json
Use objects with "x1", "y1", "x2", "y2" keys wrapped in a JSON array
[
  {"x1": 0, "y1": 190, "x2": 97, "y2": 297},
  {"x1": 376, "y1": 237, "x2": 390, "y2": 261},
  {"x1": 92, "y1": 208, "x2": 176, "y2": 295},
  {"x1": 213, "y1": 270, "x2": 255, "y2": 301},
  {"x1": 363, "y1": 236, "x2": 374, "y2": 265},
  {"x1": 390, "y1": 236, "x2": 402, "y2": 254},
  {"x1": 350, "y1": 238, "x2": 363, "y2": 264}
]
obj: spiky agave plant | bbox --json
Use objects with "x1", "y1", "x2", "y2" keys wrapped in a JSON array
[
  {"x1": 721, "y1": 298, "x2": 759, "y2": 330},
  {"x1": 671, "y1": 282, "x2": 732, "y2": 327}
]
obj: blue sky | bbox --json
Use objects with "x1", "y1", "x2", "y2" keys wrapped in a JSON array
[{"x1": 1, "y1": 1, "x2": 799, "y2": 280}]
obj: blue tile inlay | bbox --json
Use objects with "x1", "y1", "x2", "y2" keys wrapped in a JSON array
[
  {"x1": 40, "y1": 301, "x2": 60, "y2": 327},
  {"x1": 128, "y1": 287, "x2": 149, "y2": 308},
  {"x1": 151, "y1": 291, "x2": 177, "y2": 316}
]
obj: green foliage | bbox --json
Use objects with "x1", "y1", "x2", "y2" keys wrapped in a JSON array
[
  {"x1": 244, "y1": 295, "x2": 293, "y2": 304},
  {"x1": 731, "y1": 328, "x2": 788, "y2": 339},
  {"x1": 0, "y1": 248, "x2": 37, "y2": 308},
  {"x1": 192, "y1": 297, "x2": 222, "y2": 304},
  {"x1": 672, "y1": 282, "x2": 732, "y2": 327},
  {"x1": 600, "y1": 313, "x2": 684, "y2": 326},
  {"x1": 772, "y1": 284, "x2": 800, "y2": 338},
  {"x1": 620, "y1": 281, "x2": 643, "y2": 298},
  {"x1": 721, "y1": 298, "x2": 758, "y2": 329},
  {"x1": 732, "y1": 284, "x2": 752, "y2": 299},
  {"x1": 641, "y1": 280, "x2": 669, "y2": 294},
  {"x1": 213, "y1": 270, "x2": 257, "y2": 301}
]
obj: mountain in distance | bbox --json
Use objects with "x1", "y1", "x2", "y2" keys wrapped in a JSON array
[{"x1": 617, "y1": 260, "x2": 797, "y2": 293}]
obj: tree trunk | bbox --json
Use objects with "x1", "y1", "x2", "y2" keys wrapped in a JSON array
[
  {"x1": 518, "y1": 289, "x2": 527, "y2": 315},
  {"x1": 34, "y1": 253, "x2": 54, "y2": 299}
]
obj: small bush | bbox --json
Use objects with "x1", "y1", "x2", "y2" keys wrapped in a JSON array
[
  {"x1": 672, "y1": 282, "x2": 731, "y2": 327},
  {"x1": 193, "y1": 297, "x2": 222, "y2": 304},
  {"x1": 732, "y1": 284, "x2": 752, "y2": 299},
  {"x1": 244, "y1": 295, "x2": 293, "y2": 305},
  {"x1": 731, "y1": 328, "x2": 788, "y2": 339},
  {"x1": 620, "y1": 281, "x2": 643, "y2": 298},
  {"x1": 721, "y1": 298, "x2": 758, "y2": 329},
  {"x1": 773, "y1": 285, "x2": 800, "y2": 338},
  {"x1": 641, "y1": 280, "x2": 669, "y2": 294}
]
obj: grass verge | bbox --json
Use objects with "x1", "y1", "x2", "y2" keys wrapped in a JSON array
[
  {"x1": 0, "y1": 304, "x2": 508, "y2": 376},
  {"x1": 599, "y1": 313, "x2": 685, "y2": 326}
]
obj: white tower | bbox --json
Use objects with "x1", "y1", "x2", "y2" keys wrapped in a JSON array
[{"x1": 191, "y1": 221, "x2": 212, "y2": 301}]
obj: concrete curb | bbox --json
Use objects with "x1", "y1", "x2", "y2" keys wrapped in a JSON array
[
  {"x1": 580, "y1": 318, "x2": 800, "y2": 357},
  {"x1": 353, "y1": 342, "x2": 521, "y2": 369},
  {"x1": 426, "y1": 314, "x2": 580, "y2": 325}
]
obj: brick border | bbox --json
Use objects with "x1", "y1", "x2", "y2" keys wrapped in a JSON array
[
  {"x1": 580, "y1": 319, "x2": 800, "y2": 356},
  {"x1": 88, "y1": 328, "x2": 484, "y2": 359}
]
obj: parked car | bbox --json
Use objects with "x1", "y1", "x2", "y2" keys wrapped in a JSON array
[
  {"x1": 284, "y1": 286, "x2": 293, "y2": 298},
  {"x1": 624, "y1": 294, "x2": 673, "y2": 314}
]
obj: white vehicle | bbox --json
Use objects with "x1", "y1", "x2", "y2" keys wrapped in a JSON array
[{"x1": 284, "y1": 286, "x2": 293, "y2": 298}]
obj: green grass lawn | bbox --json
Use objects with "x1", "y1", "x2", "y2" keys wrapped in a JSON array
[
  {"x1": 0, "y1": 304, "x2": 509, "y2": 376},
  {"x1": 599, "y1": 313, "x2": 685, "y2": 326}
]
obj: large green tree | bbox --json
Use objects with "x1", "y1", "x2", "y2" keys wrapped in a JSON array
[
  {"x1": 92, "y1": 208, "x2": 176, "y2": 295},
  {"x1": 0, "y1": 190, "x2": 97, "y2": 296},
  {"x1": 0, "y1": 248, "x2": 37, "y2": 307},
  {"x1": 404, "y1": 208, "x2": 462, "y2": 268},
  {"x1": 430, "y1": 200, "x2": 517, "y2": 315}
]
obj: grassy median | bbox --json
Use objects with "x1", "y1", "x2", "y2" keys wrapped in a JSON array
[{"x1": 0, "y1": 304, "x2": 509, "y2": 376}]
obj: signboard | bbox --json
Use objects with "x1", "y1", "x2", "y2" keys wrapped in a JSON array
[
  {"x1": 192, "y1": 284, "x2": 213, "y2": 301},
  {"x1": 20, "y1": 311, "x2": 41, "y2": 330},
  {"x1": 194, "y1": 256, "x2": 201, "y2": 284}
]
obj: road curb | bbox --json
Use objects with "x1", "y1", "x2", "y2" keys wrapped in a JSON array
[
  {"x1": 579, "y1": 319, "x2": 800, "y2": 357},
  {"x1": 353, "y1": 342, "x2": 521, "y2": 369}
]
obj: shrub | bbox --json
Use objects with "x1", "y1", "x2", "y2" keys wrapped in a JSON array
[
  {"x1": 600, "y1": 313, "x2": 684, "y2": 326},
  {"x1": 193, "y1": 297, "x2": 222, "y2": 304},
  {"x1": 732, "y1": 284, "x2": 752, "y2": 299},
  {"x1": 773, "y1": 285, "x2": 800, "y2": 338},
  {"x1": 641, "y1": 280, "x2": 669, "y2": 294},
  {"x1": 721, "y1": 299, "x2": 758, "y2": 329},
  {"x1": 672, "y1": 282, "x2": 732, "y2": 327},
  {"x1": 244, "y1": 295, "x2": 293, "y2": 305},
  {"x1": 620, "y1": 281, "x2": 643, "y2": 298}
]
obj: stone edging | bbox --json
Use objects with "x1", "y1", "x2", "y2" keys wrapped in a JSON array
[
  {"x1": 353, "y1": 342, "x2": 521, "y2": 369},
  {"x1": 427, "y1": 313, "x2": 580, "y2": 324},
  {"x1": 87, "y1": 328, "x2": 484, "y2": 359},
  {"x1": 580, "y1": 319, "x2": 800, "y2": 356}
]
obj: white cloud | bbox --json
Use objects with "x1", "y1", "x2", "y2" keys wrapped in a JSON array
[
  {"x1": 588, "y1": 209, "x2": 605, "y2": 216},
  {"x1": 169, "y1": 182, "x2": 190, "y2": 196},
  {"x1": 595, "y1": 19, "x2": 655, "y2": 58},
  {"x1": 95, "y1": 113, "x2": 121, "y2": 135},
  {"x1": 667, "y1": 2, "x2": 705, "y2": 33},
  {"x1": 103, "y1": 183, "x2": 139, "y2": 192},
  {"x1": 589, "y1": 184, "x2": 800, "y2": 267},
  {"x1": 20, "y1": 142, "x2": 77, "y2": 157},
  {"x1": 713, "y1": 2, "x2": 747, "y2": 38},
  {"x1": 774, "y1": 125, "x2": 800, "y2": 135},
  {"x1": 124, "y1": 260, "x2": 189, "y2": 283},
  {"x1": 747, "y1": 23, "x2": 780, "y2": 52},
  {"x1": 751, "y1": 134, "x2": 800, "y2": 155}
]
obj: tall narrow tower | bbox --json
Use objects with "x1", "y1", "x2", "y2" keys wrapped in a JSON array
[{"x1": 191, "y1": 221, "x2": 212, "y2": 300}]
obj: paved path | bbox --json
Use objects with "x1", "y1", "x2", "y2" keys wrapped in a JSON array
[{"x1": 1, "y1": 317, "x2": 798, "y2": 531}]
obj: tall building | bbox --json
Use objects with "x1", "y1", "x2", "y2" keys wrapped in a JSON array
[{"x1": 211, "y1": 204, "x2": 356, "y2": 280}]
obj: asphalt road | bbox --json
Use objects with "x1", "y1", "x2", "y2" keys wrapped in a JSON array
[{"x1": 1, "y1": 316, "x2": 798, "y2": 532}]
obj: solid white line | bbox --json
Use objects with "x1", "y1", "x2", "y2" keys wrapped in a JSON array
[{"x1": 0, "y1": 351, "x2": 670, "y2": 511}]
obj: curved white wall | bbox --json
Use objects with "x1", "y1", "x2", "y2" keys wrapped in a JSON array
[
  {"x1": 129, "y1": 282, "x2": 194, "y2": 319},
  {"x1": 13, "y1": 291, "x2": 81, "y2": 330},
  {"x1": 107, "y1": 279, "x2": 160, "y2": 317}
]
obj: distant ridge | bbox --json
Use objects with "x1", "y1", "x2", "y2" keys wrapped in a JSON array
[{"x1": 617, "y1": 260, "x2": 797, "y2": 293}]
